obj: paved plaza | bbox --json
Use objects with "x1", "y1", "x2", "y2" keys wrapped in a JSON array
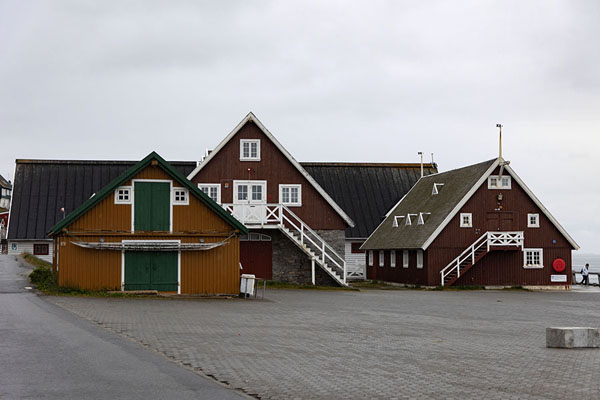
[{"x1": 45, "y1": 288, "x2": 600, "y2": 399}]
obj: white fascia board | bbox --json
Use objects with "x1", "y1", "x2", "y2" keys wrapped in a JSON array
[
  {"x1": 504, "y1": 164, "x2": 579, "y2": 250},
  {"x1": 421, "y1": 159, "x2": 500, "y2": 250},
  {"x1": 187, "y1": 112, "x2": 355, "y2": 227}
]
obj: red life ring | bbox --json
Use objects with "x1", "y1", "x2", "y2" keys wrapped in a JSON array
[{"x1": 552, "y1": 258, "x2": 566, "y2": 273}]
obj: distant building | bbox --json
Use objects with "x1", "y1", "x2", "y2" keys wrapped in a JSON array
[
  {"x1": 0, "y1": 174, "x2": 11, "y2": 210},
  {"x1": 362, "y1": 157, "x2": 579, "y2": 288}
]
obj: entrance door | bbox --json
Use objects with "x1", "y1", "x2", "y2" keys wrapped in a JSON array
[
  {"x1": 486, "y1": 212, "x2": 514, "y2": 231},
  {"x1": 124, "y1": 251, "x2": 178, "y2": 291},
  {"x1": 239, "y1": 233, "x2": 272, "y2": 279},
  {"x1": 233, "y1": 180, "x2": 267, "y2": 224}
]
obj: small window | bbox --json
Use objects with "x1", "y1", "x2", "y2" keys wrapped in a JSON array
[
  {"x1": 368, "y1": 250, "x2": 373, "y2": 266},
  {"x1": 523, "y1": 248, "x2": 543, "y2": 269},
  {"x1": 351, "y1": 242, "x2": 365, "y2": 254},
  {"x1": 417, "y1": 250, "x2": 423, "y2": 269},
  {"x1": 528, "y1": 213, "x2": 539, "y2": 228},
  {"x1": 173, "y1": 188, "x2": 189, "y2": 205},
  {"x1": 114, "y1": 186, "x2": 131, "y2": 204},
  {"x1": 240, "y1": 139, "x2": 260, "y2": 161},
  {"x1": 488, "y1": 175, "x2": 511, "y2": 189},
  {"x1": 279, "y1": 184, "x2": 302, "y2": 206},
  {"x1": 391, "y1": 250, "x2": 396, "y2": 267},
  {"x1": 34, "y1": 243, "x2": 49, "y2": 256},
  {"x1": 460, "y1": 213, "x2": 472, "y2": 228},
  {"x1": 403, "y1": 250, "x2": 409, "y2": 268},
  {"x1": 199, "y1": 184, "x2": 221, "y2": 204},
  {"x1": 379, "y1": 250, "x2": 384, "y2": 267}
]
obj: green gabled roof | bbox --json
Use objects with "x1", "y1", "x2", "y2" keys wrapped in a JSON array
[{"x1": 48, "y1": 151, "x2": 247, "y2": 236}]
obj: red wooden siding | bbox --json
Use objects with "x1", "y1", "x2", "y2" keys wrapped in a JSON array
[
  {"x1": 191, "y1": 121, "x2": 346, "y2": 230},
  {"x1": 367, "y1": 250, "x2": 427, "y2": 284},
  {"x1": 240, "y1": 240, "x2": 273, "y2": 279}
]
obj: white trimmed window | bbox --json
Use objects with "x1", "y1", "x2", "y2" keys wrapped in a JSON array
[
  {"x1": 198, "y1": 184, "x2": 221, "y2": 204},
  {"x1": 488, "y1": 175, "x2": 511, "y2": 189},
  {"x1": 417, "y1": 250, "x2": 423, "y2": 269},
  {"x1": 523, "y1": 248, "x2": 543, "y2": 269},
  {"x1": 115, "y1": 186, "x2": 131, "y2": 204},
  {"x1": 279, "y1": 184, "x2": 302, "y2": 206},
  {"x1": 527, "y1": 213, "x2": 540, "y2": 228},
  {"x1": 460, "y1": 213, "x2": 472, "y2": 228},
  {"x1": 240, "y1": 139, "x2": 260, "y2": 161},
  {"x1": 403, "y1": 250, "x2": 409, "y2": 268},
  {"x1": 173, "y1": 188, "x2": 189, "y2": 205},
  {"x1": 368, "y1": 250, "x2": 373, "y2": 266},
  {"x1": 379, "y1": 250, "x2": 384, "y2": 267},
  {"x1": 391, "y1": 250, "x2": 396, "y2": 267}
]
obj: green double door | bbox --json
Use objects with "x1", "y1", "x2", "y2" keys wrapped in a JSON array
[
  {"x1": 134, "y1": 181, "x2": 170, "y2": 231},
  {"x1": 124, "y1": 251, "x2": 178, "y2": 291}
]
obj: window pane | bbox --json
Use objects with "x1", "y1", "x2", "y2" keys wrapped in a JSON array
[
  {"x1": 209, "y1": 187, "x2": 217, "y2": 201},
  {"x1": 242, "y1": 142, "x2": 250, "y2": 158},
  {"x1": 251, "y1": 185, "x2": 262, "y2": 201},
  {"x1": 238, "y1": 185, "x2": 248, "y2": 201},
  {"x1": 290, "y1": 187, "x2": 298, "y2": 203},
  {"x1": 250, "y1": 142, "x2": 258, "y2": 158},
  {"x1": 281, "y1": 187, "x2": 289, "y2": 203}
]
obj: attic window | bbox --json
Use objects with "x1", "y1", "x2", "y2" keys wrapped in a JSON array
[
  {"x1": 115, "y1": 186, "x2": 131, "y2": 204},
  {"x1": 460, "y1": 213, "x2": 472, "y2": 228},
  {"x1": 488, "y1": 175, "x2": 511, "y2": 189},
  {"x1": 528, "y1": 213, "x2": 540, "y2": 228},
  {"x1": 240, "y1": 139, "x2": 260, "y2": 161},
  {"x1": 173, "y1": 188, "x2": 189, "y2": 205},
  {"x1": 432, "y1": 183, "x2": 444, "y2": 195},
  {"x1": 392, "y1": 216, "x2": 405, "y2": 227}
]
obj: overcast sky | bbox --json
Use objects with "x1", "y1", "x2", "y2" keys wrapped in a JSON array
[{"x1": 1, "y1": 1, "x2": 599, "y2": 254}]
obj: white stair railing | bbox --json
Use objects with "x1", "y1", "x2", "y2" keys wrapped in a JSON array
[
  {"x1": 222, "y1": 203, "x2": 347, "y2": 285},
  {"x1": 440, "y1": 231, "x2": 524, "y2": 286}
]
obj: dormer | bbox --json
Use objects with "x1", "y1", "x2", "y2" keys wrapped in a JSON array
[
  {"x1": 417, "y1": 212, "x2": 431, "y2": 225},
  {"x1": 392, "y1": 215, "x2": 405, "y2": 227},
  {"x1": 406, "y1": 213, "x2": 417, "y2": 226},
  {"x1": 432, "y1": 183, "x2": 444, "y2": 195}
]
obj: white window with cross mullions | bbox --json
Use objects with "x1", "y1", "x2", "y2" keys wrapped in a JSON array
[
  {"x1": 523, "y1": 248, "x2": 543, "y2": 269},
  {"x1": 240, "y1": 139, "x2": 260, "y2": 161},
  {"x1": 114, "y1": 186, "x2": 132, "y2": 204},
  {"x1": 172, "y1": 188, "x2": 189, "y2": 205},
  {"x1": 198, "y1": 184, "x2": 221, "y2": 204},
  {"x1": 279, "y1": 184, "x2": 302, "y2": 206}
]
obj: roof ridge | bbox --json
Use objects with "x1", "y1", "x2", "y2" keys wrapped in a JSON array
[
  {"x1": 15, "y1": 159, "x2": 196, "y2": 165},
  {"x1": 301, "y1": 162, "x2": 437, "y2": 168}
]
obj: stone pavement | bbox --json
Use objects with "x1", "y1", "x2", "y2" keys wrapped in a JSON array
[{"x1": 45, "y1": 289, "x2": 600, "y2": 399}]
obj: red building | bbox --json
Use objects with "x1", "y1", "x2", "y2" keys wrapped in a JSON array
[
  {"x1": 188, "y1": 112, "x2": 355, "y2": 286},
  {"x1": 361, "y1": 157, "x2": 579, "y2": 288}
]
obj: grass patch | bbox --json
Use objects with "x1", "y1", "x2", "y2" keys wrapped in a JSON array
[{"x1": 264, "y1": 280, "x2": 357, "y2": 291}]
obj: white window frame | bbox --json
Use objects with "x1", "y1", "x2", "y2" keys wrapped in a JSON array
[
  {"x1": 488, "y1": 175, "x2": 512, "y2": 189},
  {"x1": 527, "y1": 213, "x2": 540, "y2": 228},
  {"x1": 240, "y1": 139, "x2": 261, "y2": 161},
  {"x1": 403, "y1": 250, "x2": 409, "y2": 268},
  {"x1": 523, "y1": 248, "x2": 544, "y2": 269},
  {"x1": 391, "y1": 250, "x2": 396, "y2": 268},
  {"x1": 379, "y1": 250, "x2": 384, "y2": 267},
  {"x1": 198, "y1": 184, "x2": 221, "y2": 204},
  {"x1": 114, "y1": 186, "x2": 132, "y2": 204},
  {"x1": 417, "y1": 250, "x2": 423, "y2": 269},
  {"x1": 172, "y1": 188, "x2": 189, "y2": 205},
  {"x1": 278, "y1": 184, "x2": 302, "y2": 206},
  {"x1": 460, "y1": 213, "x2": 472, "y2": 228},
  {"x1": 233, "y1": 180, "x2": 267, "y2": 204},
  {"x1": 368, "y1": 250, "x2": 373, "y2": 266}
]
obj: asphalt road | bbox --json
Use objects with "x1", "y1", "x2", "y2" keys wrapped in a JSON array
[{"x1": 0, "y1": 254, "x2": 246, "y2": 399}]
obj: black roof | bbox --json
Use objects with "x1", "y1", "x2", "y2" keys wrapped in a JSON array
[
  {"x1": 0, "y1": 174, "x2": 11, "y2": 190},
  {"x1": 8, "y1": 159, "x2": 197, "y2": 240},
  {"x1": 302, "y1": 162, "x2": 438, "y2": 239}
]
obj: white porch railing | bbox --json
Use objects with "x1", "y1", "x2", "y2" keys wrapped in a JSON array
[
  {"x1": 440, "y1": 231, "x2": 524, "y2": 286},
  {"x1": 222, "y1": 203, "x2": 347, "y2": 286}
]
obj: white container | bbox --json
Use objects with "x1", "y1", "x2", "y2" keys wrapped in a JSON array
[{"x1": 240, "y1": 274, "x2": 256, "y2": 296}]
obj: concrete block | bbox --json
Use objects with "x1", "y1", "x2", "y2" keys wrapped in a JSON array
[{"x1": 546, "y1": 327, "x2": 600, "y2": 348}]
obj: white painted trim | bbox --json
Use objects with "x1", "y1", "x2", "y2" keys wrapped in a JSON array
[
  {"x1": 131, "y1": 179, "x2": 173, "y2": 233},
  {"x1": 505, "y1": 163, "x2": 579, "y2": 249},
  {"x1": 488, "y1": 175, "x2": 512, "y2": 189},
  {"x1": 186, "y1": 112, "x2": 355, "y2": 227},
  {"x1": 172, "y1": 187, "x2": 189, "y2": 205},
  {"x1": 233, "y1": 180, "x2": 267, "y2": 204},
  {"x1": 198, "y1": 183, "x2": 221, "y2": 204},
  {"x1": 278, "y1": 184, "x2": 302, "y2": 207},
  {"x1": 421, "y1": 159, "x2": 500, "y2": 250},
  {"x1": 523, "y1": 248, "x2": 544, "y2": 269},
  {"x1": 527, "y1": 213, "x2": 540, "y2": 228},
  {"x1": 114, "y1": 186, "x2": 132, "y2": 204},
  {"x1": 239, "y1": 139, "x2": 261, "y2": 161},
  {"x1": 121, "y1": 240, "x2": 181, "y2": 294},
  {"x1": 460, "y1": 213, "x2": 473, "y2": 228}
]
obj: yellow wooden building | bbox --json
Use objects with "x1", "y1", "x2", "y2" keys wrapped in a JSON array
[{"x1": 48, "y1": 152, "x2": 247, "y2": 295}]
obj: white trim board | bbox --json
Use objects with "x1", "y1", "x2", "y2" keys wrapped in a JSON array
[{"x1": 186, "y1": 112, "x2": 355, "y2": 227}]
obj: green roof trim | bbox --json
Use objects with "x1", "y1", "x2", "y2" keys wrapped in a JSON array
[{"x1": 48, "y1": 151, "x2": 247, "y2": 235}]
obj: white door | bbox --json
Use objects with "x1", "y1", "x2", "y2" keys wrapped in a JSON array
[{"x1": 233, "y1": 181, "x2": 267, "y2": 223}]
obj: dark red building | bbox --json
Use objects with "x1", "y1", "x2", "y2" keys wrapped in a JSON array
[{"x1": 361, "y1": 158, "x2": 579, "y2": 288}]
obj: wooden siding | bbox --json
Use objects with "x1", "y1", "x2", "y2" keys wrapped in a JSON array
[
  {"x1": 54, "y1": 164, "x2": 241, "y2": 294},
  {"x1": 366, "y1": 250, "x2": 427, "y2": 284},
  {"x1": 426, "y1": 166, "x2": 573, "y2": 286},
  {"x1": 191, "y1": 121, "x2": 346, "y2": 230},
  {"x1": 8, "y1": 240, "x2": 54, "y2": 263},
  {"x1": 345, "y1": 241, "x2": 365, "y2": 278}
]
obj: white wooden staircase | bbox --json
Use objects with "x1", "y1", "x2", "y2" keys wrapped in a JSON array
[
  {"x1": 223, "y1": 203, "x2": 347, "y2": 286},
  {"x1": 440, "y1": 231, "x2": 524, "y2": 286}
]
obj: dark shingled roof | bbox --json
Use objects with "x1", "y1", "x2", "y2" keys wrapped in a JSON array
[
  {"x1": 302, "y1": 163, "x2": 438, "y2": 238},
  {"x1": 8, "y1": 158, "x2": 197, "y2": 240},
  {"x1": 0, "y1": 174, "x2": 11, "y2": 190},
  {"x1": 361, "y1": 159, "x2": 497, "y2": 250}
]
